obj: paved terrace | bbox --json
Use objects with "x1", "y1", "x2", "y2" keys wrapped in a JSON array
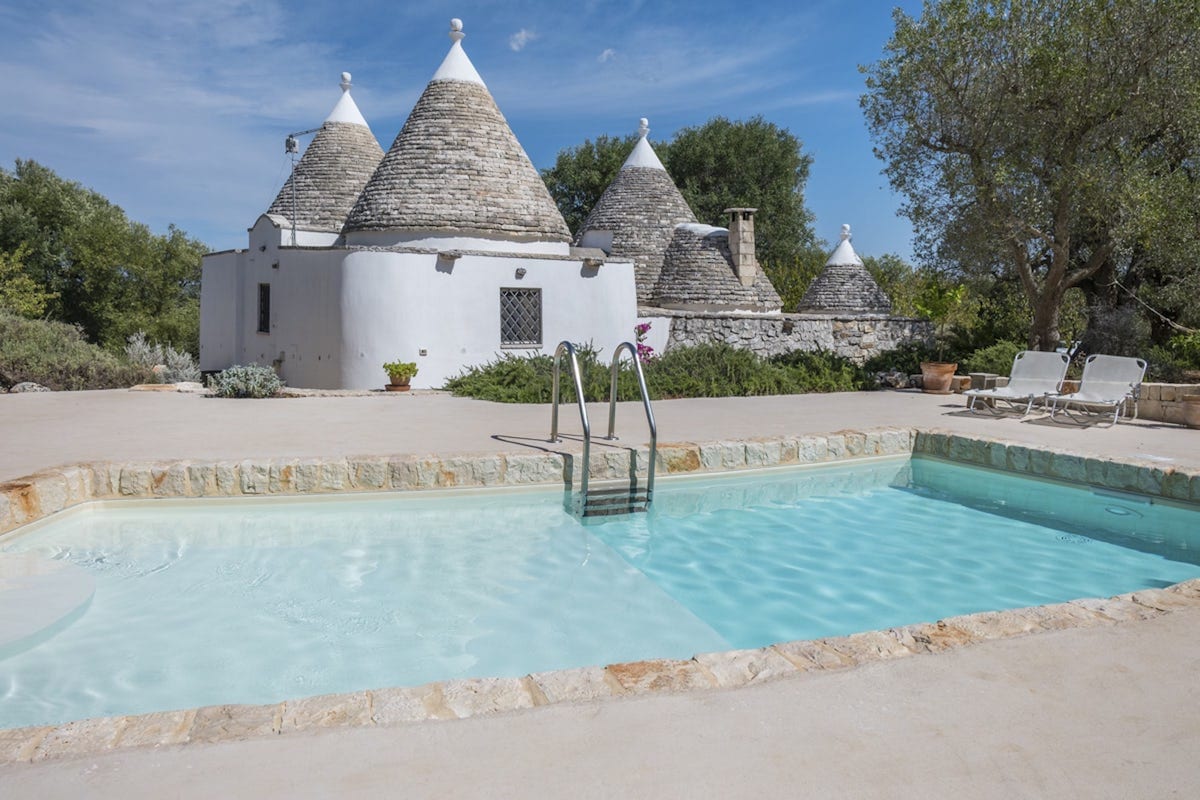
[
  {"x1": 1, "y1": 389, "x2": 1198, "y2": 798},
  {"x1": 2, "y1": 388, "x2": 1199, "y2": 481}
]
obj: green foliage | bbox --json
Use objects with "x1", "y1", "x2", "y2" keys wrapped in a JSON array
[
  {"x1": 0, "y1": 245, "x2": 57, "y2": 318},
  {"x1": 766, "y1": 350, "x2": 872, "y2": 394},
  {"x1": 1146, "y1": 332, "x2": 1200, "y2": 382},
  {"x1": 446, "y1": 343, "x2": 872, "y2": 403},
  {"x1": 912, "y1": 272, "x2": 967, "y2": 360},
  {"x1": 207, "y1": 364, "x2": 284, "y2": 399},
  {"x1": 124, "y1": 332, "x2": 200, "y2": 384},
  {"x1": 0, "y1": 310, "x2": 150, "y2": 390},
  {"x1": 540, "y1": 134, "x2": 638, "y2": 235},
  {"x1": 647, "y1": 343, "x2": 792, "y2": 398},
  {"x1": 862, "y1": 253, "x2": 919, "y2": 316},
  {"x1": 443, "y1": 346, "x2": 633, "y2": 404},
  {"x1": 664, "y1": 116, "x2": 818, "y2": 266},
  {"x1": 960, "y1": 341, "x2": 1024, "y2": 376},
  {"x1": 541, "y1": 117, "x2": 820, "y2": 265},
  {"x1": 0, "y1": 159, "x2": 207, "y2": 354},
  {"x1": 862, "y1": 0, "x2": 1200, "y2": 352},
  {"x1": 762, "y1": 243, "x2": 828, "y2": 312},
  {"x1": 383, "y1": 361, "x2": 419, "y2": 382}
]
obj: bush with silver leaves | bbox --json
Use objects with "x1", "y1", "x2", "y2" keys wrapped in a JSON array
[
  {"x1": 207, "y1": 364, "x2": 283, "y2": 398},
  {"x1": 124, "y1": 332, "x2": 200, "y2": 383}
]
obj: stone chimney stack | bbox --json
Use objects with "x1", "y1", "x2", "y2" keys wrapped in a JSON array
[{"x1": 725, "y1": 208, "x2": 758, "y2": 286}]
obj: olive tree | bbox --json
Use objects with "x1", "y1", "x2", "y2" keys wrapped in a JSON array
[{"x1": 862, "y1": 0, "x2": 1200, "y2": 351}]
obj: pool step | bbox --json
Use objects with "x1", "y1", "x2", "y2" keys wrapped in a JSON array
[{"x1": 581, "y1": 485, "x2": 652, "y2": 517}]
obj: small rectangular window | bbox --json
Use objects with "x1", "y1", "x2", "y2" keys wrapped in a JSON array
[
  {"x1": 500, "y1": 287, "x2": 542, "y2": 347},
  {"x1": 257, "y1": 283, "x2": 271, "y2": 334}
]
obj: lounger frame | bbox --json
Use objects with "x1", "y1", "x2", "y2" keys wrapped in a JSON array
[
  {"x1": 962, "y1": 351, "x2": 1070, "y2": 417},
  {"x1": 1046, "y1": 355, "x2": 1147, "y2": 425}
]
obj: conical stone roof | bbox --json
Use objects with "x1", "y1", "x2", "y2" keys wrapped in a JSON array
[
  {"x1": 267, "y1": 73, "x2": 384, "y2": 233},
  {"x1": 574, "y1": 119, "x2": 697, "y2": 304},
  {"x1": 343, "y1": 21, "x2": 570, "y2": 242},
  {"x1": 653, "y1": 223, "x2": 782, "y2": 312},
  {"x1": 798, "y1": 225, "x2": 892, "y2": 313}
]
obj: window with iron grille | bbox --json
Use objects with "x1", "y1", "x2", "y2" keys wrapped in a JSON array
[{"x1": 499, "y1": 287, "x2": 542, "y2": 347}]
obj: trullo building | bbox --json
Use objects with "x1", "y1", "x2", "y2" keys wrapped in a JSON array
[{"x1": 199, "y1": 20, "x2": 637, "y2": 389}]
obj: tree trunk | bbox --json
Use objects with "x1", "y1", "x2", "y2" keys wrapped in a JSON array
[{"x1": 1029, "y1": 292, "x2": 1062, "y2": 352}]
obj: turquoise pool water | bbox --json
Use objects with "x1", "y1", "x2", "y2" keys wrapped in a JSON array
[{"x1": 2, "y1": 456, "x2": 1198, "y2": 729}]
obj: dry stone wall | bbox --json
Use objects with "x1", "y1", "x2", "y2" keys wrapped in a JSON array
[{"x1": 658, "y1": 310, "x2": 933, "y2": 364}]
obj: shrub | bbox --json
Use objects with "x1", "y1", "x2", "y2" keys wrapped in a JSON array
[
  {"x1": 766, "y1": 350, "x2": 872, "y2": 393},
  {"x1": 207, "y1": 364, "x2": 284, "y2": 398},
  {"x1": 444, "y1": 344, "x2": 636, "y2": 403},
  {"x1": 960, "y1": 341, "x2": 1024, "y2": 376},
  {"x1": 647, "y1": 343, "x2": 791, "y2": 398},
  {"x1": 447, "y1": 343, "x2": 873, "y2": 402},
  {"x1": 0, "y1": 310, "x2": 150, "y2": 390},
  {"x1": 124, "y1": 331, "x2": 200, "y2": 384}
]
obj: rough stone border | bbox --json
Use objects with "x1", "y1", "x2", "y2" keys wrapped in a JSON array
[
  {"x1": 0, "y1": 428, "x2": 922, "y2": 536},
  {"x1": 913, "y1": 428, "x2": 1200, "y2": 503},
  {"x1": 2, "y1": 426, "x2": 1200, "y2": 765},
  {"x1": 3, "y1": 580, "x2": 1198, "y2": 765}
]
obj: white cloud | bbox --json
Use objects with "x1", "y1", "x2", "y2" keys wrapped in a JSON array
[
  {"x1": 598, "y1": 48, "x2": 616, "y2": 63},
  {"x1": 509, "y1": 29, "x2": 538, "y2": 52}
]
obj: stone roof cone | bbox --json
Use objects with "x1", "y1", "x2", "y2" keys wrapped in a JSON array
[
  {"x1": 343, "y1": 20, "x2": 570, "y2": 241},
  {"x1": 653, "y1": 223, "x2": 782, "y2": 312},
  {"x1": 797, "y1": 225, "x2": 892, "y2": 313},
  {"x1": 267, "y1": 73, "x2": 384, "y2": 233},
  {"x1": 574, "y1": 118, "x2": 698, "y2": 304}
]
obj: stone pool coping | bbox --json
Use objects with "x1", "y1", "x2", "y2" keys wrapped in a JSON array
[{"x1": 2, "y1": 426, "x2": 1199, "y2": 764}]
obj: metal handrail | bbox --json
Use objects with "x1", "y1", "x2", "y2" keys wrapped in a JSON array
[
  {"x1": 550, "y1": 341, "x2": 591, "y2": 500},
  {"x1": 606, "y1": 342, "x2": 658, "y2": 500}
]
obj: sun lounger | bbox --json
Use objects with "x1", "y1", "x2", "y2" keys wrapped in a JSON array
[
  {"x1": 963, "y1": 350, "x2": 1070, "y2": 416},
  {"x1": 1047, "y1": 354, "x2": 1147, "y2": 425}
]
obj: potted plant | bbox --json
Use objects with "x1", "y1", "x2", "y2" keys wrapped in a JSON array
[
  {"x1": 383, "y1": 360, "x2": 418, "y2": 392},
  {"x1": 913, "y1": 273, "x2": 966, "y2": 394}
]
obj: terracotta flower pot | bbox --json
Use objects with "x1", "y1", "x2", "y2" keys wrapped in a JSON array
[
  {"x1": 920, "y1": 362, "x2": 958, "y2": 395},
  {"x1": 386, "y1": 376, "x2": 411, "y2": 392}
]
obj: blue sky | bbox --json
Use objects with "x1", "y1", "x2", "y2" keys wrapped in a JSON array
[{"x1": 0, "y1": 0, "x2": 924, "y2": 260}]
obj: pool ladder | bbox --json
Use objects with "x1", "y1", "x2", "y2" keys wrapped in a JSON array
[{"x1": 550, "y1": 341, "x2": 657, "y2": 518}]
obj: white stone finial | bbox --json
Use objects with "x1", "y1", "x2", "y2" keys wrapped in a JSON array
[
  {"x1": 638, "y1": 118, "x2": 649, "y2": 138},
  {"x1": 340, "y1": 72, "x2": 352, "y2": 92},
  {"x1": 450, "y1": 18, "x2": 464, "y2": 42},
  {"x1": 840, "y1": 224, "x2": 852, "y2": 241}
]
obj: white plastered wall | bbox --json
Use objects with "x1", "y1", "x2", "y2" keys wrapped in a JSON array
[
  {"x1": 338, "y1": 251, "x2": 637, "y2": 389},
  {"x1": 200, "y1": 215, "x2": 347, "y2": 387},
  {"x1": 200, "y1": 217, "x2": 638, "y2": 389},
  {"x1": 199, "y1": 250, "x2": 245, "y2": 372},
  {"x1": 344, "y1": 229, "x2": 571, "y2": 256}
]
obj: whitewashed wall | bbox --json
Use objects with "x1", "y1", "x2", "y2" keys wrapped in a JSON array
[
  {"x1": 198, "y1": 250, "x2": 244, "y2": 372},
  {"x1": 339, "y1": 250, "x2": 637, "y2": 389},
  {"x1": 201, "y1": 222, "x2": 638, "y2": 389}
]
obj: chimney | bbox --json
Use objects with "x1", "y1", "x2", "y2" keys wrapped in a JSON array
[{"x1": 725, "y1": 208, "x2": 758, "y2": 286}]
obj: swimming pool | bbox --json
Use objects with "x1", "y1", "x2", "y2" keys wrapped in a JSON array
[{"x1": 2, "y1": 455, "x2": 1198, "y2": 729}]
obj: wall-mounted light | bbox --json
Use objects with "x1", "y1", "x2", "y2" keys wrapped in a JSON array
[
  {"x1": 271, "y1": 261, "x2": 279, "y2": 270},
  {"x1": 515, "y1": 267, "x2": 527, "y2": 279},
  {"x1": 582, "y1": 257, "x2": 604, "y2": 269}
]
